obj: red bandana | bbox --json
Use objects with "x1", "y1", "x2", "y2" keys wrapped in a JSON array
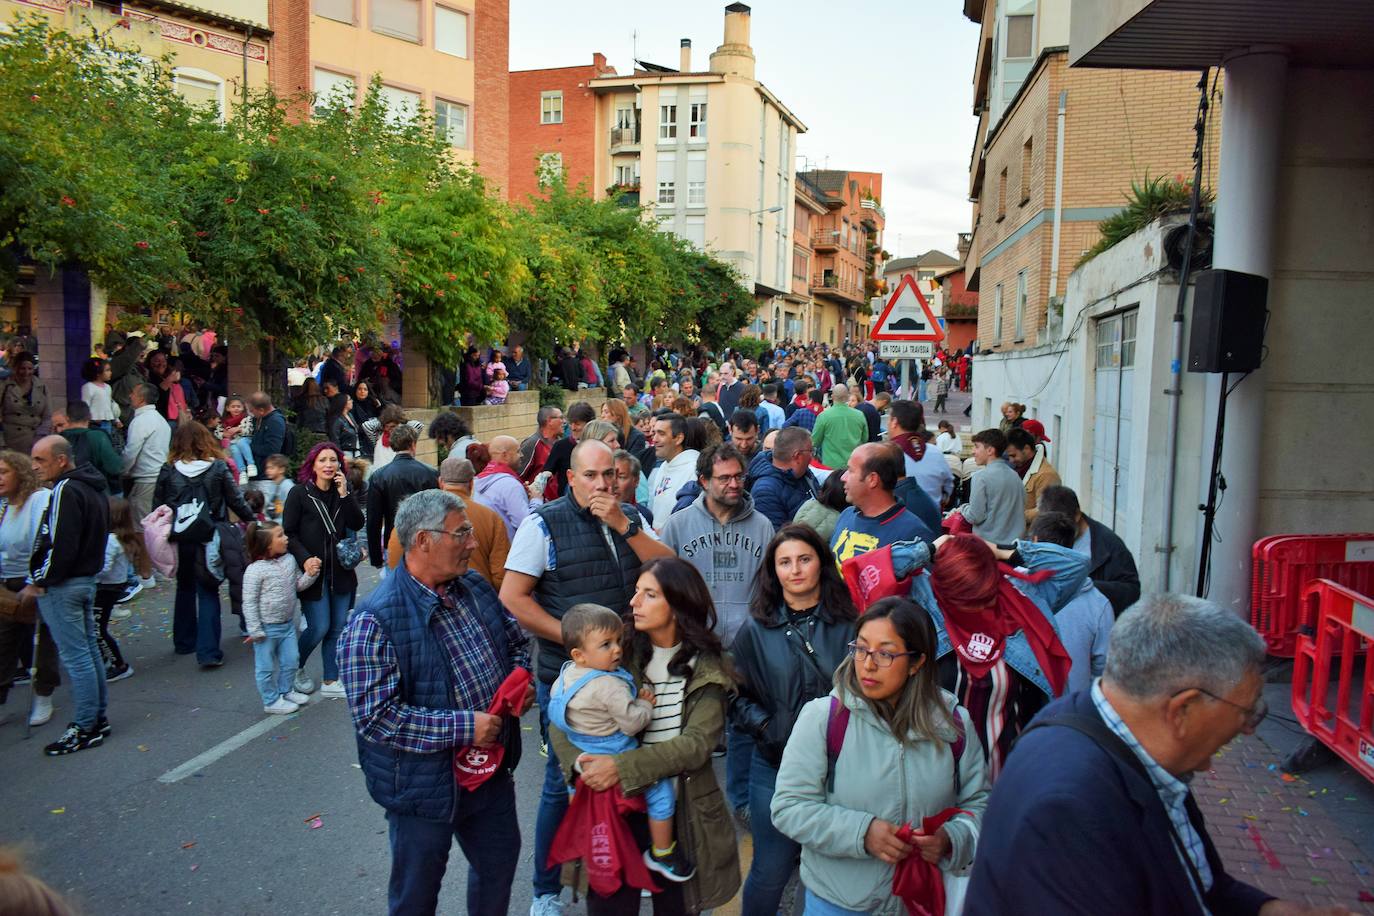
[
  {"x1": 891, "y1": 431, "x2": 927, "y2": 464},
  {"x1": 477, "y1": 460, "x2": 522, "y2": 483}
]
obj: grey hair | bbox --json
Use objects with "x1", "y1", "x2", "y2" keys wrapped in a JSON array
[
  {"x1": 612, "y1": 448, "x2": 641, "y2": 479},
  {"x1": 1104, "y1": 593, "x2": 1265, "y2": 701},
  {"x1": 394, "y1": 489, "x2": 466, "y2": 551}
]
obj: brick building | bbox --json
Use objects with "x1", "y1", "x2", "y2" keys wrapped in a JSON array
[
  {"x1": 507, "y1": 54, "x2": 616, "y2": 204},
  {"x1": 797, "y1": 169, "x2": 885, "y2": 344},
  {"x1": 961, "y1": 0, "x2": 1218, "y2": 352}
]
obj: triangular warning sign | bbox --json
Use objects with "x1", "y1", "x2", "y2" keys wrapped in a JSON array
[{"x1": 871, "y1": 274, "x2": 945, "y2": 342}]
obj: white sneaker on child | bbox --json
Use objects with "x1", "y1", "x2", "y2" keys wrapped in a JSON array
[
  {"x1": 319, "y1": 681, "x2": 346, "y2": 699},
  {"x1": 284, "y1": 690, "x2": 311, "y2": 705},
  {"x1": 264, "y1": 698, "x2": 299, "y2": 715},
  {"x1": 293, "y1": 674, "x2": 316, "y2": 694}
]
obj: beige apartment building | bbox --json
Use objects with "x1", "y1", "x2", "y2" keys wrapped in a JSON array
[
  {"x1": 588, "y1": 3, "x2": 805, "y2": 337},
  {"x1": 963, "y1": 0, "x2": 1217, "y2": 351}
]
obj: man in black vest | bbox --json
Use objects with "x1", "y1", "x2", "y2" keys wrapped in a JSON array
[
  {"x1": 339, "y1": 489, "x2": 532, "y2": 915},
  {"x1": 501, "y1": 439, "x2": 673, "y2": 915}
]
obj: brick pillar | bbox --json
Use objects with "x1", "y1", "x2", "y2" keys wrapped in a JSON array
[
  {"x1": 401, "y1": 341, "x2": 432, "y2": 410},
  {"x1": 226, "y1": 339, "x2": 264, "y2": 399},
  {"x1": 473, "y1": 0, "x2": 510, "y2": 194},
  {"x1": 61, "y1": 267, "x2": 91, "y2": 408}
]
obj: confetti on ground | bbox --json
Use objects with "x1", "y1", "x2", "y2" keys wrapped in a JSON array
[
  {"x1": 1267, "y1": 763, "x2": 1278, "y2": 771},
  {"x1": 1280, "y1": 773, "x2": 1298, "y2": 783},
  {"x1": 302, "y1": 813, "x2": 322, "y2": 824},
  {"x1": 1219, "y1": 798, "x2": 1229, "y2": 804},
  {"x1": 137, "y1": 744, "x2": 149, "y2": 752},
  {"x1": 1246, "y1": 824, "x2": 1283, "y2": 870},
  {"x1": 181, "y1": 842, "x2": 196, "y2": 850},
  {"x1": 1310, "y1": 877, "x2": 1327, "y2": 885},
  {"x1": 49, "y1": 808, "x2": 64, "y2": 815},
  {"x1": 1298, "y1": 808, "x2": 1310, "y2": 817},
  {"x1": 351, "y1": 764, "x2": 361, "y2": 769},
  {"x1": 1358, "y1": 890, "x2": 1374, "y2": 903},
  {"x1": 309, "y1": 818, "x2": 323, "y2": 830},
  {"x1": 190, "y1": 864, "x2": 199, "y2": 872}
]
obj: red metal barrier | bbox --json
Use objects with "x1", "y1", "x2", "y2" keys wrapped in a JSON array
[
  {"x1": 1250, "y1": 534, "x2": 1374, "y2": 657},
  {"x1": 1291, "y1": 580, "x2": 1374, "y2": 785}
]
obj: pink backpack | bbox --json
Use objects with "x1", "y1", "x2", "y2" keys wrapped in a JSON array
[{"x1": 141, "y1": 504, "x2": 178, "y2": 577}]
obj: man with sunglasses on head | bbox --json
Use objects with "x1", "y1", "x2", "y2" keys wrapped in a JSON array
[{"x1": 966, "y1": 594, "x2": 1349, "y2": 916}]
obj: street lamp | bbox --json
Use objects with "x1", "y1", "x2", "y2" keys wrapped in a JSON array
[{"x1": 751, "y1": 205, "x2": 784, "y2": 215}]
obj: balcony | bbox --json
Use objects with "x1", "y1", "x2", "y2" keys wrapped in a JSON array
[
  {"x1": 860, "y1": 198, "x2": 885, "y2": 220},
  {"x1": 811, "y1": 230, "x2": 840, "y2": 250},
  {"x1": 609, "y1": 126, "x2": 640, "y2": 151},
  {"x1": 810, "y1": 273, "x2": 865, "y2": 305}
]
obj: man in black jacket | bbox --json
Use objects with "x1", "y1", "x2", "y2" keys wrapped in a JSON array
[
  {"x1": 24, "y1": 436, "x2": 112, "y2": 756},
  {"x1": 1038, "y1": 485, "x2": 1141, "y2": 616},
  {"x1": 366, "y1": 424, "x2": 438, "y2": 574}
]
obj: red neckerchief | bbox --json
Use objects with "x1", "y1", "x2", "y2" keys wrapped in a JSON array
[
  {"x1": 380, "y1": 429, "x2": 391, "y2": 449},
  {"x1": 477, "y1": 460, "x2": 521, "y2": 483},
  {"x1": 930, "y1": 566, "x2": 1071, "y2": 695},
  {"x1": 891, "y1": 431, "x2": 927, "y2": 463},
  {"x1": 806, "y1": 402, "x2": 823, "y2": 416}
]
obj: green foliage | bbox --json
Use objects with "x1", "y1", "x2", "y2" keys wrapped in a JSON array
[
  {"x1": 538, "y1": 384, "x2": 566, "y2": 408},
  {"x1": 726, "y1": 336, "x2": 773, "y2": 362},
  {"x1": 1079, "y1": 174, "x2": 1214, "y2": 266}
]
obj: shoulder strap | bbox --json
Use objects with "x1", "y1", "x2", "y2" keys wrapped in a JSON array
[{"x1": 824, "y1": 696, "x2": 849, "y2": 794}]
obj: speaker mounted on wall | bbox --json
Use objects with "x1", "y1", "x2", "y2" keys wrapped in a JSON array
[{"x1": 1187, "y1": 268, "x2": 1268, "y2": 374}]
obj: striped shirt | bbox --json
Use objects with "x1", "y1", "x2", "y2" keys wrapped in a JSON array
[
  {"x1": 1092, "y1": 679, "x2": 1213, "y2": 905},
  {"x1": 338, "y1": 575, "x2": 530, "y2": 755},
  {"x1": 642, "y1": 642, "x2": 688, "y2": 745}
]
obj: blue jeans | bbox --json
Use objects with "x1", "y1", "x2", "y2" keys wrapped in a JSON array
[
  {"x1": 300, "y1": 583, "x2": 352, "y2": 682},
  {"x1": 174, "y1": 542, "x2": 223, "y2": 664},
  {"x1": 252, "y1": 621, "x2": 299, "y2": 705},
  {"x1": 804, "y1": 888, "x2": 868, "y2": 915},
  {"x1": 387, "y1": 772, "x2": 520, "y2": 916},
  {"x1": 743, "y1": 755, "x2": 802, "y2": 915},
  {"x1": 726, "y1": 717, "x2": 754, "y2": 811},
  {"x1": 532, "y1": 678, "x2": 569, "y2": 898},
  {"x1": 37, "y1": 576, "x2": 104, "y2": 731},
  {"x1": 228, "y1": 438, "x2": 255, "y2": 474},
  {"x1": 918, "y1": 378, "x2": 929, "y2": 403}
]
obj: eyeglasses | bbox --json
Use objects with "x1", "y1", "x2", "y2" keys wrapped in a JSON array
[
  {"x1": 712, "y1": 473, "x2": 746, "y2": 484},
  {"x1": 1177, "y1": 687, "x2": 1269, "y2": 730},
  {"x1": 848, "y1": 641, "x2": 921, "y2": 668},
  {"x1": 424, "y1": 526, "x2": 475, "y2": 542}
]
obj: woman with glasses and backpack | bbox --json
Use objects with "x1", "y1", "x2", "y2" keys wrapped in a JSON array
[
  {"x1": 729, "y1": 524, "x2": 857, "y2": 915},
  {"x1": 771, "y1": 597, "x2": 988, "y2": 916},
  {"x1": 154, "y1": 421, "x2": 255, "y2": 668},
  {"x1": 282, "y1": 441, "x2": 364, "y2": 699}
]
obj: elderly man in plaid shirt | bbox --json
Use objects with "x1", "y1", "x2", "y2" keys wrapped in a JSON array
[{"x1": 339, "y1": 488, "x2": 534, "y2": 916}]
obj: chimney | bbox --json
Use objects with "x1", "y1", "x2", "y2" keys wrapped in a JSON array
[
  {"x1": 710, "y1": 3, "x2": 756, "y2": 79},
  {"x1": 680, "y1": 38, "x2": 691, "y2": 73}
]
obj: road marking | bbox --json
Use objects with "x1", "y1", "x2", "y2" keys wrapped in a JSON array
[{"x1": 157, "y1": 715, "x2": 293, "y2": 784}]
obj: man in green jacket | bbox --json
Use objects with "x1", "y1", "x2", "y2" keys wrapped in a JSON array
[
  {"x1": 55, "y1": 402, "x2": 122, "y2": 494},
  {"x1": 811, "y1": 384, "x2": 869, "y2": 470}
]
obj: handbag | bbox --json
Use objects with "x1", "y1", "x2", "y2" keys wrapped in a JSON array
[{"x1": 309, "y1": 493, "x2": 363, "y2": 570}]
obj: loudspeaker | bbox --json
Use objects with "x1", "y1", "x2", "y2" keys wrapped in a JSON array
[{"x1": 1187, "y1": 269, "x2": 1268, "y2": 373}]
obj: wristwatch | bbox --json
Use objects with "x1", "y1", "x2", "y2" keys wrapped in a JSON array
[{"x1": 620, "y1": 516, "x2": 642, "y2": 539}]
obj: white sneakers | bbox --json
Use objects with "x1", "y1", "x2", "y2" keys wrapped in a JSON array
[
  {"x1": 29, "y1": 695, "x2": 54, "y2": 726},
  {"x1": 284, "y1": 690, "x2": 311, "y2": 705},
  {"x1": 292, "y1": 674, "x2": 316, "y2": 695},
  {"x1": 529, "y1": 895, "x2": 565, "y2": 916},
  {"x1": 319, "y1": 680, "x2": 346, "y2": 699},
  {"x1": 264, "y1": 698, "x2": 299, "y2": 715}
]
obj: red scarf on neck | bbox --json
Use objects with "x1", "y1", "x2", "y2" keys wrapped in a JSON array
[
  {"x1": 927, "y1": 535, "x2": 1070, "y2": 696},
  {"x1": 891, "y1": 431, "x2": 927, "y2": 464},
  {"x1": 477, "y1": 460, "x2": 521, "y2": 483}
]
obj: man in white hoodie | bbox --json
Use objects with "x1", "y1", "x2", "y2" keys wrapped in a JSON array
[
  {"x1": 645, "y1": 412, "x2": 698, "y2": 532},
  {"x1": 120, "y1": 382, "x2": 170, "y2": 521}
]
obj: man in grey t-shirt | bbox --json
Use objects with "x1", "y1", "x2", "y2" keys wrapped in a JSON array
[{"x1": 951, "y1": 428, "x2": 1025, "y2": 544}]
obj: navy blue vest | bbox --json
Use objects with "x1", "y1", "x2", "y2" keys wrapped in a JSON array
[
  {"x1": 531, "y1": 494, "x2": 642, "y2": 683},
  {"x1": 354, "y1": 565, "x2": 512, "y2": 821}
]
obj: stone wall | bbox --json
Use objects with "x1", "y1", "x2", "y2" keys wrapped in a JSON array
[{"x1": 407, "y1": 388, "x2": 542, "y2": 465}]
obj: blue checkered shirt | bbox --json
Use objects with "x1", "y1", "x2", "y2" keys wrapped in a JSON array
[
  {"x1": 339, "y1": 575, "x2": 531, "y2": 755},
  {"x1": 1092, "y1": 679, "x2": 1213, "y2": 905}
]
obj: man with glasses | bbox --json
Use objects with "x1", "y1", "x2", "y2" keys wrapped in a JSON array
[
  {"x1": 747, "y1": 426, "x2": 818, "y2": 530},
  {"x1": 965, "y1": 594, "x2": 1325, "y2": 916},
  {"x1": 500, "y1": 439, "x2": 672, "y2": 916},
  {"x1": 660, "y1": 442, "x2": 777, "y2": 822},
  {"x1": 338, "y1": 489, "x2": 534, "y2": 915}
]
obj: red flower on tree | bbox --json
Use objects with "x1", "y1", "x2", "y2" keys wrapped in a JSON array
[
  {"x1": 134, "y1": 241, "x2": 150, "y2": 249},
  {"x1": 60, "y1": 196, "x2": 76, "y2": 207}
]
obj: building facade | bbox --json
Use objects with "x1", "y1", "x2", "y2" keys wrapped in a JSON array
[
  {"x1": 270, "y1": 0, "x2": 510, "y2": 192},
  {"x1": 798, "y1": 169, "x2": 885, "y2": 345},
  {"x1": 785, "y1": 173, "x2": 828, "y2": 343},
  {"x1": 587, "y1": 4, "x2": 805, "y2": 339},
  {"x1": 961, "y1": 0, "x2": 1217, "y2": 354},
  {"x1": 932, "y1": 265, "x2": 978, "y2": 354},
  {"x1": 507, "y1": 53, "x2": 615, "y2": 204}
]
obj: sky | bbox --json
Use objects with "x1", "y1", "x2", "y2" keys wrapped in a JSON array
[{"x1": 509, "y1": 0, "x2": 982, "y2": 261}]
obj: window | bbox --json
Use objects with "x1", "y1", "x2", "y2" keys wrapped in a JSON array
[
  {"x1": 689, "y1": 102, "x2": 707, "y2": 139},
  {"x1": 1121, "y1": 311, "x2": 1138, "y2": 367},
  {"x1": 997, "y1": 168, "x2": 1007, "y2": 220},
  {"x1": 614, "y1": 163, "x2": 639, "y2": 186},
  {"x1": 434, "y1": 6, "x2": 468, "y2": 57},
  {"x1": 314, "y1": 0, "x2": 353, "y2": 24},
  {"x1": 657, "y1": 180, "x2": 676, "y2": 205},
  {"x1": 434, "y1": 98, "x2": 469, "y2": 147},
  {"x1": 1014, "y1": 269, "x2": 1027, "y2": 340},
  {"x1": 173, "y1": 69, "x2": 224, "y2": 120},
  {"x1": 615, "y1": 106, "x2": 635, "y2": 130},
  {"x1": 371, "y1": 0, "x2": 420, "y2": 42},
  {"x1": 313, "y1": 68, "x2": 356, "y2": 112},
  {"x1": 659, "y1": 104, "x2": 677, "y2": 140},
  {"x1": 683, "y1": 215, "x2": 706, "y2": 248},
  {"x1": 993, "y1": 283, "x2": 1004, "y2": 341},
  {"x1": 538, "y1": 152, "x2": 563, "y2": 186},
  {"x1": 1020, "y1": 138, "x2": 1033, "y2": 203},
  {"x1": 378, "y1": 85, "x2": 420, "y2": 123},
  {"x1": 687, "y1": 151, "x2": 706, "y2": 206},
  {"x1": 1006, "y1": 14, "x2": 1033, "y2": 58},
  {"x1": 540, "y1": 91, "x2": 563, "y2": 125},
  {"x1": 793, "y1": 251, "x2": 808, "y2": 281}
]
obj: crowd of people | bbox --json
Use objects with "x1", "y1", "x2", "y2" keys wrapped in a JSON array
[{"x1": 0, "y1": 331, "x2": 1348, "y2": 916}]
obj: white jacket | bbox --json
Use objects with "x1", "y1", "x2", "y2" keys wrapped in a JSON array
[{"x1": 121, "y1": 405, "x2": 170, "y2": 482}]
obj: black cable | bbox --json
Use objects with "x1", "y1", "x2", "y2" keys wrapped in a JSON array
[{"x1": 1196, "y1": 369, "x2": 1230, "y2": 597}]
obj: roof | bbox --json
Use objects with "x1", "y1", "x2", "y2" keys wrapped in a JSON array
[{"x1": 883, "y1": 250, "x2": 959, "y2": 273}]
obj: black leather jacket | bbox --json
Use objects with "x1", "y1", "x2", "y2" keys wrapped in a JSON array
[
  {"x1": 729, "y1": 600, "x2": 855, "y2": 767},
  {"x1": 153, "y1": 459, "x2": 254, "y2": 523}
]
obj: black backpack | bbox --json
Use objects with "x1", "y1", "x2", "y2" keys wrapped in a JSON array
[
  {"x1": 281, "y1": 419, "x2": 298, "y2": 461},
  {"x1": 168, "y1": 466, "x2": 217, "y2": 543}
]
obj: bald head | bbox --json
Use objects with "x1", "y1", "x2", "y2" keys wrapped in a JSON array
[
  {"x1": 31, "y1": 434, "x2": 73, "y2": 483},
  {"x1": 569, "y1": 439, "x2": 616, "y2": 504},
  {"x1": 488, "y1": 435, "x2": 519, "y2": 464},
  {"x1": 831, "y1": 383, "x2": 850, "y2": 403}
]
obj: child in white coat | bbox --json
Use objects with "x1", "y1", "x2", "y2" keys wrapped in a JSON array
[{"x1": 241, "y1": 522, "x2": 321, "y2": 714}]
